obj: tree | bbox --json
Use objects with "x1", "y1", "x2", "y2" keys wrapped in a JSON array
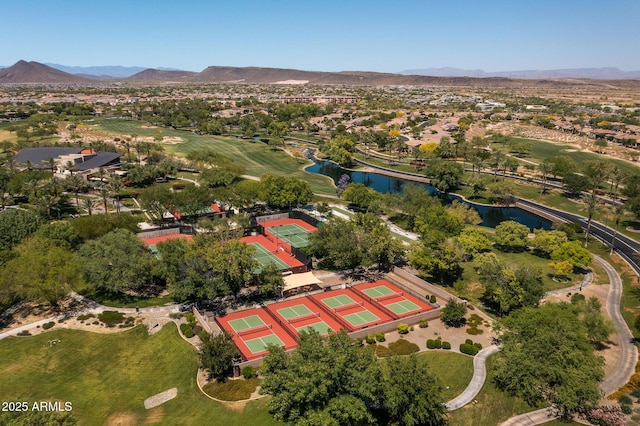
[
  {"x1": 259, "y1": 175, "x2": 313, "y2": 209},
  {"x1": 0, "y1": 208, "x2": 42, "y2": 251},
  {"x1": 411, "y1": 239, "x2": 464, "y2": 285},
  {"x1": 108, "y1": 176, "x2": 124, "y2": 214},
  {"x1": 382, "y1": 354, "x2": 447, "y2": 426},
  {"x1": 140, "y1": 185, "x2": 173, "y2": 225},
  {"x1": 610, "y1": 204, "x2": 625, "y2": 254},
  {"x1": 78, "y1": 229, "x2": 158, "y2": 294},
  {"x1": 261, "y1": 330, "x2": 381, "y2": 425},
  {"x1": 493, "y1": 220, "x2": 529, "y2": 251},
  {"x1": 480, "y1": 263, "x2": 544, "y2": 315},
  {"x1": 440, "y1": 298, "x2": 467, "y2": 327},
  {"x1": 65, "y1": 174, "x2": 85, "y2": 209},
  {"x1": 341, "y1": 183, "x2": 381, "y2": 212},
  {"x1": 454, "y1": 227, "x2": 492, "y2": 260},
  {"x1": 583, "y1": 192, "x2": 598, "y2": 247},
  {"x1": 547, "y1": 155, "x2": 577, "y2": 178},
  {"x1": 563, "y1": 173, "x2": 590, "y2": 196},
  {"x1": 494, "y1": 303, "x2": 604, "y2": 418},
  {"x1": 538, "y1": 160, "x2": 553, "y2": 195},
  {"x1": 530, "y1": 229, "x2": 568, "y2": 258},
  {"x1": 199, "y1": 332, "x2": 238, "y2": 381},
  {"x1": 426, "y1": 159, "x2": 463, "y2": 192},
  {"x1": 551, "y1": 241, "x2": 593, "y2": 269},
  {"x1": 81, "y1": 197, "x2": 95, "y2": 216},
  {"x1": 0, "y1": 236, "x2": 83, "y2": 307},
  {"x1": 256, "y1": 263, "x2": 284, "y2": 296}
]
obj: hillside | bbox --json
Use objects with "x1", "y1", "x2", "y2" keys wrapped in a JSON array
[
  {"x1": 126, "y1": 69, "x2": 198, "y2": 82},
  {"x1": 0, "y1": 61, "x2": 90, "y2": 84}
]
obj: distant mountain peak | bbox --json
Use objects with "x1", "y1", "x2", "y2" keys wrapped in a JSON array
[{"x1": 0, "y1": 60, "x2": 89, "y2": 83}]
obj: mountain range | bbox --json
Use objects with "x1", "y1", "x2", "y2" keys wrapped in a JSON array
[
  {"x1": 1, "y1": 61, "x2": 639, "y2": 87},
  {"x1": 400, "y1": 67, "x2": 640, "y2": 80}
]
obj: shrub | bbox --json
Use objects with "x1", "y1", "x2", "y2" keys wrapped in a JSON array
[
  {"x1": 442, "y1": 341, "x2": 451, "y2": 350},
  {"x1": 77, "y1": 314, "x2": 94, "y2": 321},
  {"x1": 419, "y1": 319, "x2": 429, "y2": 328},
  {"x1": 410, "y1": 326, "x2": 414, "y2": 331},
  {"x1": 389, "y1": 339, "x2": 419, "y2": 355},
  {"x1": 397, "y1": 323, "x2": 409, "y2": 334},
  {"x1": 571, "y1": 293, "x2": 586, "y2": 305},
  {"x1": 354, "y1": 337, "x2": 364, "y2": 346},
  {"x1": 474, "y1": 342, "x2": 482, "y2": 351},
  {"x1": 42, "y1": 321, "x2": 55, "y2": 330},
  {"x1": 621, "y1": 404, "x2": 632, "y2": 415},
  {"x1": 375, "y1": 331, "x2": 385, "y2": 342},
  {"x1": 465, "y1": 339, "x2": 473, "y2": 345},
  {"x1": 630, "y1": 386, "x2": 640, "y2": 398},
  {"x1": 98, "y1": 310, "x2": 124, "y2": 327},
  {"x1": 375, "y1": 345, "x2": 392, "y2": 357},
  {"x1": 169, "y1": 313, "x2": 183, "y2": 319},
  {"x1": 429, "y1": 295, "x2": 436, "y2": 303},
  {"x1": 618, "y1": 394, "x2": 633, "y2": 405},
  {"x1": 242, "y1": 366, "x2": 257, "y2": 379},
  {"x1": 17, "y1": 330, "x2": 31, "y2": 336},
  {"x1": 460, "y1": 343, "x2": 479, "y2": 356},
  {"x1": 466, "y1": 326, "x2": 483, "y2": 335},
  {"x1": 198, "y1": 330, "x2": 209, "y2": 341},
  {"x1": 427, "y1": 339, "x2": 436, "y2": 349},
  {"x1": 185, "y1": 312, "x2": 196, "y2": 326},
  {"x1": 180, "y1": 323, "x2": 194, "y2": 338},
  {"x1": 366, "y1": 334, "x2": 376, "y2": 344}
]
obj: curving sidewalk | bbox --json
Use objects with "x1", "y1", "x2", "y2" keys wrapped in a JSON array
[
  {"x1": 499, "y1": 255, "x2": 638, "y2": 426},
  {"x1": 445, "y1": 345, "x2": 501, "y2": 411}
]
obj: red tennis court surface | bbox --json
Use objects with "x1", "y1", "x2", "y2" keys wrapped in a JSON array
[
  {"x1": 353, "y1": 280, "x2": 433, "y2": 318},
  {"x1": 311, "y1": 288, "x2": 393, "y2": 332},
  {"x1": 216, "y1": 307, "x2": 297, "y2": 361},
  {"x1": 141, "y1": 234, "x2": 193, "y2": 246},
  {"x1": 239, "y1": 235, "x2": 304, "y2": 270},
  {"x1": 266, "y1": 298, "x2": 344, "y2": 337}
]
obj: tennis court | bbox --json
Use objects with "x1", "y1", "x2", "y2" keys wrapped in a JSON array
[
  {"x1": 355, "y1": 280, "x2": 433, "y2": 318},
  {"x1": 312, "y1": 289, "x2": 392, "y2": 331},
  {"x1": 266, "y1": 223, "x2": 311, "y2": 248},
  {"x1": 268, "y1": 299, "x2": 342, "y2": 337},
  {"x1": 250, "y1": 242, "x2": 290, "y2": 270},
  {"x1": 215, "y1": 308, "x2": 298, "y2": 360}
]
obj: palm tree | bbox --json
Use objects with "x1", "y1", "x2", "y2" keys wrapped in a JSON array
[
  {"x1": 65, "y1": 160, "x2": 76, "y2": 175},
  {"x1": 610, "y1": 204, "x2": 626, "y2": 254},
  {"x1": 490, "y1": 150, "x2": 506, "y2": 182},
  {"x1": 99, "y1": 185, "x2": 109, "y2": 215},
  {"x1": 538, "y1": 160, "x2": 553, "y2": 195},
  {"x1": 82, "y1": 197, "x2": 96, "y2": 216},
  {"x1": 37, "y1": 192, "x2": 58, "y2": 219},
  {"x1": 109, "y1": 176, "x2": 124, "y2": 214},
  {"x1": 583, "y1": 192, "x2": 599, "y2": 247},
  {"x1": 66, "y1": 174, "x2": 85, "y2": 208},
  {"x1": 23, "y1": 179, "x2": 41, "y2": 201}
]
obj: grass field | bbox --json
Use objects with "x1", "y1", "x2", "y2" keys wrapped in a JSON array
[
  {"x1": 417, "y1": 351, "x2": 474, "y2": 401},
  {"x1": 91, "y1": 118, "x2": 335, "y2": 195},
  {"x1": 0, "y1": 324, "x2": 279, "y2": 426}
]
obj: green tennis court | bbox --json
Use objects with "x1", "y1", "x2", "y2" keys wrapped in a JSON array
[
  {"x1": 343, "y1": 311, "x2": 380, "y2": 327},
  {"x1": 277, "y1": 304, "x2": 313, "y2": 319},
  {"x1": 385, "y1": 300, "x2": 421, "y2": 315},
  {"x1": 267, "y1": 224, "x2": 311, "y2": 248},
  {"x1": 228, "y1": 315, "x2": 265, "y2": 332},
  {"x1": 361, "y1": 285, "x2": 395, "y2": 298},
  {"x1": 296, "y1": 321, "x2": 333, "y2": 335},
  {"x1": 243, "y1": 334, "x2": 284, "y2": 354},
  {"x1": 321, "y1": 294, "x2": 356, "y2": 309},
  {"x1": 250, "y1": 242, "x2": 290, "y2": 270}
]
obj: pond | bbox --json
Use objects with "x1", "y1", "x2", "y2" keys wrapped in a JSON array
[{"x1": 305, "y1": 159, "x2": 551, "y2": 230}]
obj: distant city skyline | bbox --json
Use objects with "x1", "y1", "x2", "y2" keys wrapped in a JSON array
[{"x1": 3, "y1": 0, "x2": 639, "y2": 73}]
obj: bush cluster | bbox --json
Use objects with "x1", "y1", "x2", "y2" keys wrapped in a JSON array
[
  {"x1": 77, "y1": 314, "x2": 94, "y2": 321},
  {"x1": 388, "y1": 339, "x2": 419, "y2": 355},
  {"x1": 42, "y1": 321, "x2": 55, "y2": 330},
  {"x1": 442, "y1": 341, "x2": 451, "y2": 350},
  {"x1": 98, "y1": 310, "x2": 125, "y2": 327},
  {"x1": 375, "y1": 331, "x2": 385, "y2": 342},
  {"x1": 366, "y1": 334, "x2": 377, "y2": 344},
  {"x1": 418, "y1": 319, "x2": 429, "y2": 328},
  {"x1": 397, "y1": 323, "x2": 409, "y2": 334},
  {"x1": 180, "y1": 323, "x2": 195, "y2": 338},
  {"x1": 460, "y1": 339, "x2": 482, "y2": 356},
  {"x1": 429, "y1": 295, "x2": 436, "y2": 304},
  {"x1": 242, "y1": 366, "x2": 257, "y2": 379}
]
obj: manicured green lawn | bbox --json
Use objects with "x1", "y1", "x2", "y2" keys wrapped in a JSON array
[
  {"x1": 446, "y1": 355, "x2": 542, "y2": 425},
  {"x1": 0, "y1": 324, "x2": 279, "y2": 426},
  {"x1": 418, "y1": 351, "x2": 474, "y2": 401},
  {"x1": 91, "y1": 118, "x2": 335, "y2": 195}
]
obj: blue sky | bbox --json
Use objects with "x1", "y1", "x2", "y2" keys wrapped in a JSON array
[{"x1": 3, "y1": 0, "x2": 639, "y2": 72}]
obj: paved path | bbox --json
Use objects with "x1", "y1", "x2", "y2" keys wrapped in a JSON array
[
  {"x1": 0, "y1": 292, "x2": 181, "y2": 341},
  {"x1": 445, "y1": 345, "x2": 501, "y2": 411},
  {"x1": 499, "y1": 255, "x2": 637, "y2": 426},
  {"x1": 543, "y1": 271, "x2": 593, "y2": 298}
]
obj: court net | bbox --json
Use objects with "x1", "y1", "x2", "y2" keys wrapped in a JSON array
[
  {"x1": 375, "y1": 291, "x2": 404, "y2": 302},
  {"x1": 236, "y1": 323, "x2": 272, "y2": 337},
  {"x1": 287, "y1": 312, "x2": 321, "y2": 324},
  {"x1": 333, "y1": 301, "x2": 364, "y2": 313}
]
